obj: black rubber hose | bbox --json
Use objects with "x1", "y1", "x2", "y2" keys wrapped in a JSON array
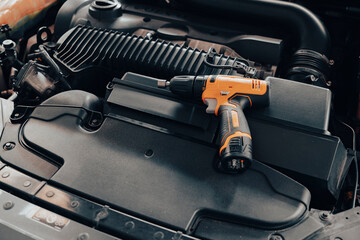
[
  {"x1": 177, "y1": 0, "x2": 329, "y2": 55},
  {"x1": 176, "y1": 0, "x2": 331, "y2": 86}
]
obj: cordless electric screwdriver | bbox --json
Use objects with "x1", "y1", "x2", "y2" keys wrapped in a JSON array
[{"x1": 158, "y1": 75, "x2": 270, "y2": 173}]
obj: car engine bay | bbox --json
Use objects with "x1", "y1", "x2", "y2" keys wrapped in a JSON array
[{"x1": 0, "y1": 0, "x2": 360, "y2": 239}]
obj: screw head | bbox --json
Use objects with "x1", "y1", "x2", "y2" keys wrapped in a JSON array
[
  {"x1": 153, "y1": 231, "x2": 164, "y2": 240},
  {"x1": 89, "y1": 118, "x2": 102, "y2": 127},
  {"x1": 3, "y1": 201, "x2": 14, "y2": 210},
  {"x1": 125, "y1": 221, "x2": 135, "y2": 230},
  {"x1": 1, "y1": 171, "x2": 10, "y2": 178},
  {"x1": 3, "y1": 142, "x2": 15, "y2": 150},
  {"x1": 269, "y1": 233, "x2": 284, "y2": 240},
  {"x1": 70, "y1": 201, "x2": 79, "y2": 208},
  {"x1": 320, "y1": 211, "x2": 331, "y2": 221},
  {"x1": 46, "y1": 191, "x2": 55, "y2": 198},
  {"x1": 77, "y1": 233, "x2": 89, "y2": 240},
  {"x1": 23, "y1": 181, "x2": 31, "y2": 187}
]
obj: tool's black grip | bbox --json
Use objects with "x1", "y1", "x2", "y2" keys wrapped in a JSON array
[{"x1": 217, "y1": 104, "x2": 252, "y2": 173}]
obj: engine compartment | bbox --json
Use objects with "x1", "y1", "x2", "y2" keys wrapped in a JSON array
[{"x1": 1, "y1": 0, "x2": 360, "y2": 239}]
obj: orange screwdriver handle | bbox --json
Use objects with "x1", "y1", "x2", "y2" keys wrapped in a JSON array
[{"x1": 216, "y1": 102, "x2": 252, "y2": 173}]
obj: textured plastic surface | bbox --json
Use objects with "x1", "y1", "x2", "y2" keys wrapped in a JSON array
[
  {"x1": 194, "y1": 207, "x2": 360, "y2": 240},
  {"x1": 0, "y1": 190, "x2": 120, "y2": 240},
  {"x1": 54, "y1": 0, "x2": 282, "y2": 65},
  {"x1": 0, "y1": 90, "x2": 310, "y2": 231},
  {"x1": 54, "y1": 25, "x2": 240, "y2": 77},
  {"x1": 217, "y1": 104, "x2": 253, "y2": 172},
  {"x1": 107, "y1": 73, "x2": 348, "y2": 201},
  {"x1": 114, "y1": 73, "x2": 331, "y2": 131},
  {"x1": 107, "y1": 83, "x2": 217, "y2": 142}
]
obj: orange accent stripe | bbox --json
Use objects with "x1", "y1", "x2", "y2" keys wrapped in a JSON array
[
  {"x1": 231, "y1": 110, "x2": 239, "y2": 128},
  {"x1": 219, "y1": 131, "x2": 252, "y2": 156}
]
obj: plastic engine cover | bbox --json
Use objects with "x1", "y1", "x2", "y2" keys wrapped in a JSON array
[{"x1": 0, "y1": 90, "x2": 310, "y2": 231}]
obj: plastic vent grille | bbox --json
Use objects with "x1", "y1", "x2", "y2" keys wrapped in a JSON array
[
  {"x1": 252, "y1": 79, "x2": 261, "y2": 91},
  {"x1": 54, "y1": 25, "x2": 241, "y2": 78}
]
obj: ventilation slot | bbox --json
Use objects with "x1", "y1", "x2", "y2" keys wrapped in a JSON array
[{"x1": 54, "y1": 25, "x2": 244, "y2": 79}]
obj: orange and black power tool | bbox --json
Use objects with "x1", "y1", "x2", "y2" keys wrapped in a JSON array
[{"x1": 158, "y1": 75, "x2": 270, "y2": 173}]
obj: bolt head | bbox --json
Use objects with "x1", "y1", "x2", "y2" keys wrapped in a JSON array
[
  {"x1": 269, "y1": 233, "x2": 284, "y2": 240},
  {"x1": 23, "y1": 181, "x2": 31, "y2": 187},
  {"x1": 320, "y1": 211, "x2": 331, "y2": 221},
  {"x1": 125, "y1": 221, "x2": 135, "y2": 230},
  {"x1": 46, "y1": 191, "x2": 55, "y2": 198},
  {"x1": 3, "y1": 201, "x2": 14, "y2": 210},
  {"x1": 70, "y1": 201, "x2": 79, "y2": 208},
  {"x1": 153, "y1": 231, "x2": 164, "y2": 240},
  {"x1": 90, "y1": 118, "x2": 101, "y2": 127},
  {"x1": 77, "y1": 233, "x2": 89, "y2": 240},
  {"x1": 1, "y1": 171, "x2": 10, "y2": 178},
  {"x1": 3, "y1": 142, "x2": 15, "y2": 150}
]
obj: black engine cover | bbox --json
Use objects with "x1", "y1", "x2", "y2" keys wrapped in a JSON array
[
  {"x1": 0, "y1": 90, "x2": 309, "y2": 231},
  {"x1": 0, "y1": 72, "x2": 350, "y2": 230}
]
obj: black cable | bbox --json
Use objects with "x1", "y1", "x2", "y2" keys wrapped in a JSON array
[
  {"x1": 38, "y1": 45, "x2": 71, "y2": 90},
  {"x1": 203, "y1": 58, "x2": 250, "y2": 69},
  {"x1": 340, "y1": 120, "x2": 358, "y2": 208},
  {"x1": 203, "y1": 59, "x2": 235, "y2": 69},
  {"x1": 203, "y1": 47, "x2": 259, "y2": 77}
]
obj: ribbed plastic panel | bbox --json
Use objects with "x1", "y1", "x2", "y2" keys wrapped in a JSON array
[{"x1": 54, "y1": 25, "x2": 239, "y2": 78}]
